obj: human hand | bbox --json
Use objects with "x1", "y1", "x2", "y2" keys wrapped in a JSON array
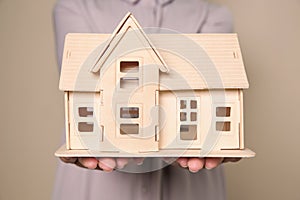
[
  {"x1": 176, "y1": 157, "x2": 241, "y2": 173},
  {"x1": 60, "y1": 157, "x2": 144, "y2": 172},
  {"x1": 60, "y1": 157, "x2": 240, "y2": 172}
]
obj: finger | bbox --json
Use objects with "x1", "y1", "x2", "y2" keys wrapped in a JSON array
[
  {"x1": 187, "y1": 158, "x2": 205, "y2": 173},
  {"x1": 98, "y1": 158, "x2": 117, "y2": 172},
  {"x1": 78, "y1": 157, "x2": 98, "y2": 169},
  {"x1": 205, "y1": 157, "x2": 224, "y2": 170},
  {"x1": 162, "y1": 157, "x2": 176, "y2": 164},
  {"x1": 116, "y1": 158, "x2": 129, "y2": 169},
  {"x1": 133, "y1": 157, "x2": 144, "y2": 165},
  {"x1": 223, "y1": 157, "x2": 241, "y2": 163},
  {"x1": 176, "y1": 157, "x2": 188, "y2": 168},
  {"x1": 60, "y1": 157, "x2": 77, "y2": 164}
]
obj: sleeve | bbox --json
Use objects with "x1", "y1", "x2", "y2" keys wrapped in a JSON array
[
  {"x1": 200, "y1": 4, "x2": 233, "y2": 33},
  {"x1": 53, "y1": 0, "x2": 92, "y2": 67}
]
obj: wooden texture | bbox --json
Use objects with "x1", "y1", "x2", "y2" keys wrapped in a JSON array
[
  {"x1": 239, "y1": 89, "x2": 245, "y2": 149},
  {"x1": 64, "y1": 92, "x2": 70, "y2": 149},
  {"x1": 159, "y1": 90, "x2": 241, "y2": 150},
  {"x1": 90, "y1": 12, "x2": 169, "y2": 73},
  {"x1": 98, "y1": 50, "x2": 161, "y2": 153},
  {"x1": 55, "y1": 144, "x2": 255, "y2": 158},
  {"x1": 57, "y1": 13, "x2": 253, "y2": 158},
  {"x1": 59, "y1": 34, "x2": 249, "y2": 91}
]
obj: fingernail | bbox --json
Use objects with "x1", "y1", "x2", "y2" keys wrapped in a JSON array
[
  {"x1": 117, "y1": 161, "x2": 128, "y2": 169},
  {"x1": 189, "y1": 169, "x2": 198, "y2": 173},
  {"x1": 205, "y1": 165, "x2": 213, "y2": 170},
  {"x1": 133, "y1": 158, "x2": 144, "y2": 165},
  {"x1": 99, "y1": 159, "x2": 116, "y2": 169}
]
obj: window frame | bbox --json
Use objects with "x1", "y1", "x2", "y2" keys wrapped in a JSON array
[
  {"x1": 116, "y1": 104, "x2": 143, "y2": 138},
  {"x1": 213, "y1": 103, "x2": 237, "y2": 135},
  {"x1": 74, "y1": 104, "x2": 96, "y2": 135},
  {"x1": 116, "y1": 58, "x2": 143, "y2": 91},
  {"x1": 177, "y1": 97, "x2": 200, "y2": 143}
]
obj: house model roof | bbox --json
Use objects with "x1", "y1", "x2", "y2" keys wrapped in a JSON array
[
  {"x1": 89, "y1": 13, "x2": 169, "y2": 74},
  {"x1": 59, "y1": 14, "x2": 249, "y2": 91}
]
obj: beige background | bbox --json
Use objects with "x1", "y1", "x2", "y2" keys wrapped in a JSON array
[{"x1": 0, "y1": 0, "x2": 299, "y2": 199}]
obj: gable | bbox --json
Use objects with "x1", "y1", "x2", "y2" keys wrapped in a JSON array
[{"x1": 90, "y1": 12, "x2": 169, "y2": 74}]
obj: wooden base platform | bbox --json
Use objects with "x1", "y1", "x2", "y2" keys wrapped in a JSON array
[{"x1": 55, "y1": 144, "x2": 255, "y2": 158}]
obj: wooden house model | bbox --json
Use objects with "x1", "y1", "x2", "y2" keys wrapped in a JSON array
[{"x1": 55, "y1": 13, "x2": 255, "y2": 158}]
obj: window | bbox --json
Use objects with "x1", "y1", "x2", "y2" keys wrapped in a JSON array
[
  {"x1": 190, "y1": 112, "x2": 197, "y2": 121},
  {"x1": 180, "y1": 125, "x2": 197, "y2": 140},
  {"x1": 78, "y1": 107, "x2": 93, "y2": 117},
  {"x1": 216, "y1": 121, "x2": 231, "y2": 131},
  {"x1": 120, "y1": 124, "x2": 139, "y2": 134},
  {"x1": 76, "y1": 106, "x2": 95, "y2": 133},
  {"x1": 216, "y1": 107, "x2": 231, "y2": 117},
  {"x1": 180, "y1": 112, "x2": 187, "y2": 121},
  {"x1": 180, "y1": 100, "x2": 186, "y2": 109},
  {"x1": 120, "y1": 77, "x2": 139, "y2": 89},
  {"x1": 190, "y1": 100, "x2": 197, "y2": 109},
  {"x1": 120, "y1": 61, "x2": 139, "y2": 73},
  {"x1": 78, "y1": 122, "x2": 94, "y2": 132},
  {"x1": 118, "y1": 59, "x2": 141, "y2": 90},
  {"x1": 215, "y1": 106, "x2": 231, "y2": 132},
  {"x1": 177, "y1": 97, "x2": 200, "y2": 141},
  {"x1": 117, "y1": 105, "x2": 142, "y2": 136},
  {"x1": 120, "y1": 107, "x2": 139, "y2": 118}
]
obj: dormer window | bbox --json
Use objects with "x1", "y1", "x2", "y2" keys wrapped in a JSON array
[
  {"x1": 120, "y1": 61, "x2": 139, "y2": 73},
  {"x1": 120, "y1": 77, "x2": 139, "y2": 89},
  {"x1": 117, "y1": 59, "x2": 142, "y2": 90}
]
